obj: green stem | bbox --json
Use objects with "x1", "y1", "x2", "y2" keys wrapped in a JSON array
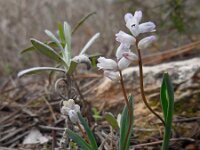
[
  {"x1": 162, "y1": 125, "x2": 171, "y2": 150},
  {"x1": 135, "y1": 39, "x2": 165, "y2": 126}
]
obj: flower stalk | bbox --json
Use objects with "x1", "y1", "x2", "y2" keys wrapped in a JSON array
[
  {"x1": 77, "y1": 122, "x2": 89, "y2": 143},
  {"x1": 135, "y1": 39, "x2": 165, "y2": 126}
]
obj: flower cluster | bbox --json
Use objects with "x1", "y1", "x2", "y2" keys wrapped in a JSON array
[
  {"x1": 61, "y1": 99, "x2": 80, "y2": 124},
  {"x1": 97, "y1": 10, "x2": 156, "y2": 80}
]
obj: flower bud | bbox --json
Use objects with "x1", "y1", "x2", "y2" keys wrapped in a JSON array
[
  {"x1": 139, "y1": 22, "x2": 156, "y2": 34},
  {"x1": 138, "y1": 36, "x2": 157, "y2": 50},
  {"x1": 122, "y1": 52, "x2": 138, "y2": 61},
  {"x1": 68, "y1": 110, "x2": 79, "y2": 124},
  {"x1": 115, "y1": 31, "x2": 135, "y2": 46},
  {"x1": 97, "y1": 57, "x2": 118, "y2": 70},
  {"x1": 72, "y1": 54, "x2": 91, "y2": 65},
  {"x1": 116, "y1": 43, "x2": 130, "y2": 60}
]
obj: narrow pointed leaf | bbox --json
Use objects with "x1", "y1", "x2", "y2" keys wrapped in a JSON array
[
  {"x1": 45, "y1": 30, "x2": 63, "y2": 51},
  {"x1": 63, "y1": 22, "x2": 71, "y2": 49},
  {"x1": 58, "y1": 22, "x2": 65, "y2": 44},
  {"x1": 63, "y1": 44, "x2": 71, "y2": 64},
  {"x1": 77, "y1": 113, "x2": 98, "y2": 150},
  {"x1": 20, "y1": 41, "x2": 57, "y2": 54},
  {"x1": 31, "y1": 39, "x2": 65, "y2": 64},
  {"x1": 104, "y1": 113, "x2": 119, "y2": 130},
  {"x1": 18, "y1": 67, "x2": 65, "y2": 77},
  {"x1": 65, "y1": 128, "x2": 92, "y2": 150},
  {"x1": 80, "y1": 33, "x2": 100, "y2": 55},
  {"x1": 72, "y1": 12, "x2": 96, "y2": 34},
  {"x1": 119, "y1": 95, "x2": 133, "y2": 150},
  {"x1": 160, "y1": 72, "x2": 174, "y2": 150}
]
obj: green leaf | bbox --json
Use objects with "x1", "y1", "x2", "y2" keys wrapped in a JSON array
[
  {"x1": 67, "y1": 60, "x2": 78, "y2": 75},
  {"x1": 65, "y1": 128, "x2": 92, "y2": 150},
  {"x1": 104, "y1": 113, "x2": 119, "y2": 130},
  {"x1": 20, "y1": 41, "x2": 57, "y2": 54},
  {"x1": 18, "y1": 67, "x2": 65, "y2": 77},
  {"x1": 63, "y1": 43, "x2": 71, "y2": 65},
  {"x1": 31, "y1": 39, "x2": 66, "y2": 65},
  {"x1": 77, "y1": 113, "x2": 98, "y2": 150},
  {"x1": 57, "y1": 22, "x2": 65, "y2": 44},
  {"x1": 160, "y1": 72, "x2": 174, "y2": 150},
  {"x1": 72, "y1": 12, "x2": 96, "y2": 34},
  {"x1": 63, "y1": 21, "x2": 71, "y2": 50},
  {"x1": 119, "y1": 95, "x2": 134, "y2": 150},
  {"x1": 79, "y1": 33, "x2": 100, "y2": 55},
  {"x1": 44, "y1": 30, "x2": 63, "y2": 51}
]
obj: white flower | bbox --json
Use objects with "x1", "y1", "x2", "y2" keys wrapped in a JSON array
[
  {"x1": 61, "y1": 99, "x2": 80, "y2": 124},
  {"x1": 68, "y1": 110, "x2": 79, "y2": 124},
  {"x1": 124, "y1": 10, "x2": 142, "y2": 37},
  {"x1": 124, "y1": 10, "x2": 156, "y2": 37},
  {"x1": 139, "y1": 22, "x2": 156, "y2": 34},
  {"x1": 115, "y1": 31, "x2": 135, "y2": 46},
  {"x1": 97, "y1": 57, "x2": 118, "y2": 70},
  {"x1": 138, "y1": 35, "x2": 157, "y2": 50},
  {"x1": 104, "y1": 70, "x2": 120, "y2": 81},
  {"x1": 116, "y1": 43, "x2": 130, "y2": 60}
]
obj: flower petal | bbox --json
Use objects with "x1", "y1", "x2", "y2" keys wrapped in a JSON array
[
  {"x1": 122, "y1": 52, "x2": 138, "y2": 61},
  {"x1": 118, "y1": 57, "x2": 131, "y2": 70},
  {"x1": 97, "y1": 57, "x2": 118, "y2": 70},
  {"x1": 63, "y1": 99, "x2": 75, "y2": 108},
  {"x1": 124, "y1": 13, "x2": 133, "y2": 23},
  {"x1": 69, "y1": 110, "x2": 79, "y2": 123},
  {"x1": 138, "y1": 35, "x2": 157, "y2": 50},
  {"x1": 115, "y1": 31, "x2": 135, "y2": 46},
  {"x1": 116, "y1": 43, "x2": 130, "y2": 60},
  {"x1": 125, "y1": 17, "x2": 140, "y2": 37},
  {"x1": 133, "y1": 10, "x2": 142, "y2": 23},
  {"x1": 139, "y1": 22, "x2": 156, "y2": 34}
]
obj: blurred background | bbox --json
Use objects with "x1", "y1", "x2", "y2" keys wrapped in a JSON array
[{"x1": 0, "y1": 0, "x2": 200, "y2": 81}]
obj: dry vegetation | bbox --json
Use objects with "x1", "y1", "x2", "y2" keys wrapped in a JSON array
[{"x1": 0, "y1": 0, "x2": 200, "y2": 149}]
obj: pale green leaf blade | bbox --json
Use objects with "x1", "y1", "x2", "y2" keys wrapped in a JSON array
[
  {"x1": 57, "y1": 22, "x2": 65, "y2": 44},
  {"x1": 80, "y1": 33, "x2": 100, "y2": 55},
  {"x1": 30, "y1": 39, "x2": 65, "y2": 64},
  {"x1": 44, "y1": 30, "x2": 63, "y2": 51},
  {"x1": 104, "y1": 113, "x2": 119, "y2": 130},
  {"x1": 63, "y1": 21, "x2": 71, "y2": 49},
  {"x1": 20, "y1": 41, "x2": 57, "y2": 54},
  {"x1": 18, "y1": 67, "x2": 65, "y2": 77},
  {"x1": 119, "y1": 95, "x2": 133, "y2": 150}
]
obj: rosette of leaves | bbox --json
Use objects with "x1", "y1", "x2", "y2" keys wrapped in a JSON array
[{"x1": 18, "y1": 12, "x2": 100, "y2": 77}]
